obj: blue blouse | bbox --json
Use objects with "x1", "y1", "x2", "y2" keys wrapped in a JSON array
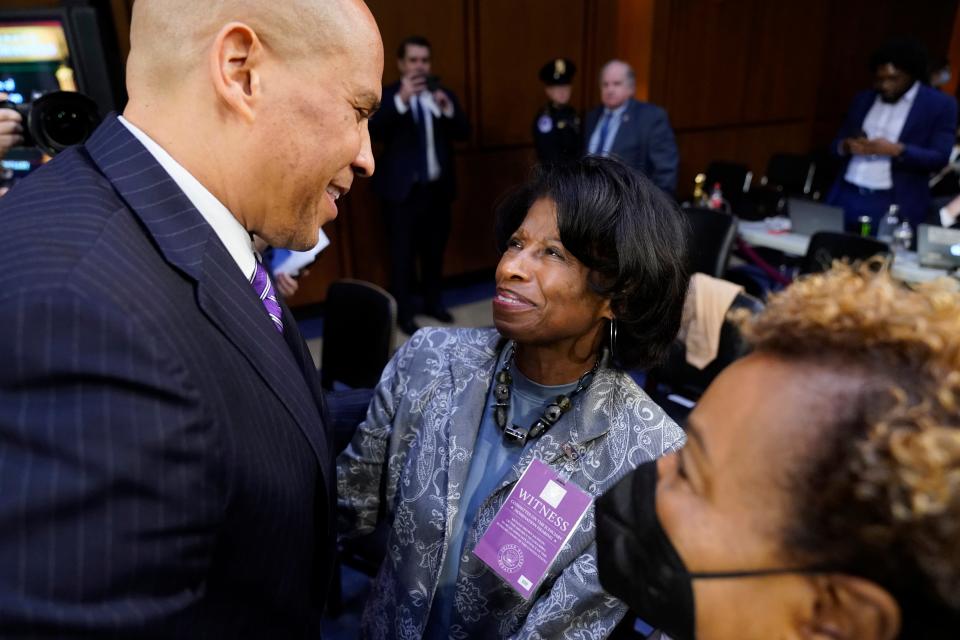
[{"x1": 424, "y1": 346, "x2": 579, "y2": 638}]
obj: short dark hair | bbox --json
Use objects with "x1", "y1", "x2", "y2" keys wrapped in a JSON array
[
  {"x1": 494, "y1": 157, "x2": 690, "y2": 369},
  {"x1": 397, "y1": 35, "x2": 431, "y2": 60},
  {"x1": 869, "y1": 37, "x2": 929, "y2": 83}
]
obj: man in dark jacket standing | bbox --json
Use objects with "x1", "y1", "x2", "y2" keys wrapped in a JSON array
[
  {"x1": 827, "y1": 38, "x2": 958, "y2": 232},
  {"x1": 371, "y1": 36, "x2": 470, "y2": 335},
  {"x1": 584, "y1": 59, "x2": 678, "y2": 194}
]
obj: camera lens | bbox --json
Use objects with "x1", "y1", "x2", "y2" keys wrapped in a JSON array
[
  {"x1": 40, "y1": 108, "x2": 91, "y2": 147},
  {"x1": 28, "y1": 92, "x2": 101, "y2": 156}
]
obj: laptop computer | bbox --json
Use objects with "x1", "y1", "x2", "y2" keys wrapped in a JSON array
[
  {"x1": 917, "y1": 224, "x2": 960, "y2": 270},
  {"x1": 787, "y1": 198, "x2": 846, "y2": 236}
]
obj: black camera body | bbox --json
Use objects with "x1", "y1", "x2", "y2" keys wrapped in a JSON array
[{"x1": 1, "y1": 91, "x2": 101, "y2": 157}]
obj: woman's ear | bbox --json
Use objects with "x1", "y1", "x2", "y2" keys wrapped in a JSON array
[
  {"x1": 801, "y1": 574, "x2": 900, "y2": 640},
  {"x1": 599, "y1": 297, "x2": 614, "y2": 322}
]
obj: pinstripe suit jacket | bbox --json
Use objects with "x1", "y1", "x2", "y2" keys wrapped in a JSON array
[{"x1": 0, "y1": 115, "x2": 334, "y2": 637}]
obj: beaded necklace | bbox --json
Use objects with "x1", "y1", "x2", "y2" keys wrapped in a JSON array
[{"x1": 493, "y1": 344, "x2": 601, "y2": 446}]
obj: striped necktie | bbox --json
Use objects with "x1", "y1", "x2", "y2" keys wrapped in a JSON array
[{"x1": 250, "y1": 260, "x2": 284, "y2": 333}]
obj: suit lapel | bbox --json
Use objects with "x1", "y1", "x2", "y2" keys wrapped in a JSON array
[
  {"x1": 196, "y1": 245, "x2": 331, "y2": 478},
  {"x1": 610, "y1": 99, "x2": 636, "y2": 155},
  {"x1": 84, "y1": 115, "x2": 330, "y2": 480},
  {"x1": 897, "y1": 87, "x2": 926, "y2": 143}
]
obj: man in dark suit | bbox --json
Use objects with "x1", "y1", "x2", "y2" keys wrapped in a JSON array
[
  {"x1": 0, "y1": 0, "x2": 383, "y2": 636},
  {"x1": 370, "y1": 36, "x2": 470, "y2": 336},
  {"x1": 827, "y1": 38, "x2": 958, "y2": 232},
  {"x1": 584, "y1": 59, "x2": 679, "y2": 194}
]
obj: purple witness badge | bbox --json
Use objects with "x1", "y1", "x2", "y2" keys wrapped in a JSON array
[{"x1": 474, "y1": 458, "x2": 593, "y2": 599}]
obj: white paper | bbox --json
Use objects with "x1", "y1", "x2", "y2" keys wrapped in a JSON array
[{"x1": 272, "y1": 228, "x2": 330, "y2": 276}]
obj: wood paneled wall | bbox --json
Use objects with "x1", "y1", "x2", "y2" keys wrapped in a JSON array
[
  {"x1": 6, "y1": 1, "x2": 958, "y2": 306},
  {"x1": 651, "y1": 0, "x2": 959, "y2": 193},
  {"x1": 291, "y1": 0, "x2": 620, "y2": 306},
  {"x1": 291, "y1": 0, "x2": 959, "y2": 307}
]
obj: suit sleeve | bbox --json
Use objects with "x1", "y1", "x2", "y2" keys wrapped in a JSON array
[
  {"x1": 439, "y1": 89, "x2": 471, "y2": 142},
  {"x1": 583, "y1": 110, "x2": 597, "y2": 154},
  {"x1": 647, "y1": 108, "x2": 680, "y2": 194},
  {"x1": 369, "y1": 85, "x2": 410, "y2": 142},
  {"x1": 897, "y1": 94, "x2": 958, "y2": 173},
  {"x1": 326, "y1": 388, "x2": 376, "y2": 454},
  {"x1": 832, "y1": 91, "x2": 871, "y2": 158},
  {"x1": 0, "y1": 287, "x2": 220, "y2": 636},
  {"x1": 336, "y1": 335, "x2": 417, "y2": 538}
]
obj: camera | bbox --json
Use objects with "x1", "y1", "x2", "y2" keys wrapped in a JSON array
[{"x1": 1, "y1": 91, "x2": 101, "y2": 157}]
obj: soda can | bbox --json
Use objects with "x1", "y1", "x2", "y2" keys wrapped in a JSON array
[{"x1": 858, "y1": 215, "x2": 872, "y2": 238}]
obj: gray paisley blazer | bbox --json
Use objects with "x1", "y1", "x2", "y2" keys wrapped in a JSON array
[{"x1": 337, "y1": 327, "x2": 685, "y2": 639}]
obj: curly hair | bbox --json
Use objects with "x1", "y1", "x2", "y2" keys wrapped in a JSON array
[
  {"x1": 738, "y1": 263, "x2": 960, "y2": 636},
  {"x1": 494, "y1": 157, "x2": 690, "y2": 369}
]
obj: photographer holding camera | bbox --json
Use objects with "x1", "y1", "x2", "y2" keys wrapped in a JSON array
[
  {"x1": 0, "y1": 93, "x2": 23, "y2": 196},
  {"x1": 0, "y1": 93, "x2": 23, "y2": 158},
  {"x1": 369, "y1": 35, "x2": 470, "y2": 335}
]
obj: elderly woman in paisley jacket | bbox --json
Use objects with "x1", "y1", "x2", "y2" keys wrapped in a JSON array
[{"x1": 337, "y1": 156, "x2": 691, "y2": 639}]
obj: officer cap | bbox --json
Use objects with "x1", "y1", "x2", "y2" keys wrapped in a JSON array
[{"x1": 539, "y1": 58, "x2": 576, "y2": 86}]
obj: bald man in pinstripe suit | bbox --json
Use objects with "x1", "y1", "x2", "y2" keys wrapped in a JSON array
[{"x1": 0, "y1": 0, "x2": 383, "y2": 636}]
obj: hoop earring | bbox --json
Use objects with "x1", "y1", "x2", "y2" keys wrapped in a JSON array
[{"x1": 608, "y1": 319, "x2": 617, "y2": 361}]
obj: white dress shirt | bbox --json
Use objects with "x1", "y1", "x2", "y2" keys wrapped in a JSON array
[
  {"x1": 118, "y1": 115, "x2": 256, "y2": 280},
  {"x1": 394, "y1": 91, "x2": 455, "y2": 182},
  {"x1": 587, "y1": 102, "x2": 629, "y2": 156},
  {"x1": 844, "y1": 81, "x2": 919, "y2": 190}
]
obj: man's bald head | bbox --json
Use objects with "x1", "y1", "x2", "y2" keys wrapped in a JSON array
[
  {"x1": 127, "y1": 0, "x2": 379, "y2": 96},
  {"x1": 122, "y1": 0, "x2": 383, "y2": 250}
]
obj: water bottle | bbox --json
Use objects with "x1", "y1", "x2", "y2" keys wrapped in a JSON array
[
  {"x1": 708, "y1": 182, "x2": 724, "y2": 211},
  {"x1": 892, "y1": 220, "x2": 913, "y2": 253},
  {"x1": 877, "y1": 204, "x2": 899, "y2": 244}
]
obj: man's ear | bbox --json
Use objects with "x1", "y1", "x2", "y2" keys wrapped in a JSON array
[
  {"x1": 801, "y1": 574, "x2": 900, "y2": 640},
  {"x1": 209, "y1": 22, "x2": 263, "y2": 123}
]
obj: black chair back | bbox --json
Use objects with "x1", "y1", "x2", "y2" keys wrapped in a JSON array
[
  {"x1": 705, "y1": 161, "x2": 752, "y2": 208},
  {"x1": 764, "y1": 153, "x2": 814, "y2": 195},
  {"x1": 807, "y1": 148, "x2": 843, "y2": 200},
  {"x1": 321, "y1": 279, "x2": 397, "y2": 390},
  {"x1": 683, "y1": 207, "x2": 738, "y2": 278},
  {"x1": 800, "y1": 232, "x2": 890, "y2": 275},
  {"x1": 646, "y1": 291, "x2": 763, "y2": 421}
]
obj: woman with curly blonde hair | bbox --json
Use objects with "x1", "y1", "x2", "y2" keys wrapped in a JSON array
[{"x1": 596, "y1": 263, "x2": 960, "y2": 640}]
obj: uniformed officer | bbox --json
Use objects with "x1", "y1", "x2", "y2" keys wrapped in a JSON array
[{"x1": 532, "y1": 58, "x2": 580, "y2": 164}]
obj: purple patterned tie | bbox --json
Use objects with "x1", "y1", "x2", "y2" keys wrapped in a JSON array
[{"x1": 250, "y1": 260, "x2": 284, "y2": 333}]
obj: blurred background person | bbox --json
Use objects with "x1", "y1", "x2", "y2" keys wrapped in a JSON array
[
  {"x1": 338, "y1": 157, "x2": 690, "y2": 639},
  {"x1": 532, "y1": 58, "x2": 580, "y2": 164},
  {"x1": 0, "y1": 92, "x2": 22, "y2": 197},
  {"x1": 827, "y1": 38, "x2": 958, "y2": 233},
  {"x1": 597, "y1": 264, "x2": 960, "y2": 640},
  {"x1": 930, "y1": 55, "x2": 952, "y2": 90},
  {"x1": 0, "y1": 93, "x2": 22, "y2": 158},
  {"x1": 584, "y1": 59, "x2": 678, "y2": 194},
  {"x1": 370, "y1": 35, "x2": 470, "y2": 336}
]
